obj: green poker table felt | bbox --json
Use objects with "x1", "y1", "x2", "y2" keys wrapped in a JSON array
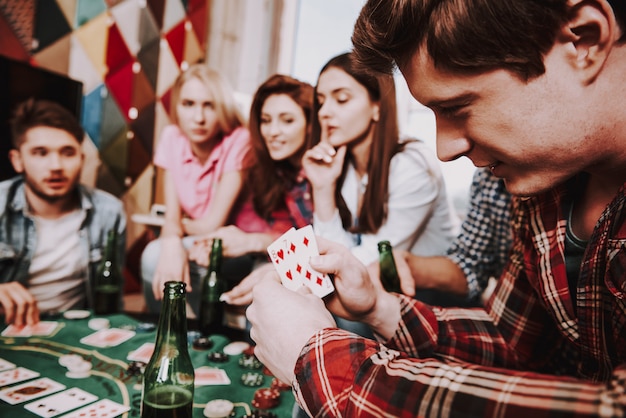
[{"x1": 0, "y1": 313, "x2": 295, "y2": 417}]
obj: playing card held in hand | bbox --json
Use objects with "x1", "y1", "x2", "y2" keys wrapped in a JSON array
[{"x1": 267, "y1": 225, "x2": 334, "y2": 298}]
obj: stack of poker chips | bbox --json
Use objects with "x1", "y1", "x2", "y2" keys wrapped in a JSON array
[
  {"x1": 251, "y1": 387, "x2": 281, "y2": 410},
  {"x1": 58, "y1": 354, "x2": 92, "y2": 379}
]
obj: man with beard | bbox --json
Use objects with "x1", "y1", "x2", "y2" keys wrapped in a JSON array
[{"x1": 0, "y1": 99, "x2": 125, "y2": 326}]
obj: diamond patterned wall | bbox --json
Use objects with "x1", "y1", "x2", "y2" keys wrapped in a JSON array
[{"x1": 0, "y1": 0, "x2": 210, "y2": 291}]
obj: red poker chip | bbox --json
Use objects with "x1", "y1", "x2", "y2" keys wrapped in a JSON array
[
  {"x1": 243, "y1": 345, "x2": 256, "y2": 356},
  {"x1": 270, "y1": 378, "x2": 291, "y2": 391},
  {"x1": 251, "y1": 388, "x2": 280, "y2": 409}
]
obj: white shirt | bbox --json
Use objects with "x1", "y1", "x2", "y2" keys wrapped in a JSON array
[
  {"x1": 28, "y1": 210, "x2": 87, "y2": 313},
  {"x1": 314, "y1": 140, "x2": 460, "y2": 265}
]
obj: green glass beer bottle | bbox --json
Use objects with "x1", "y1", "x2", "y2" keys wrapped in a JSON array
[
  {"x1": 378, "y1": 240, "x2": 402, "y2": 293},
  {"x1": 198, "y1": 238, "x2": 226, "y2": 336},
  {"x1": 141, "y1": 281, "x2": 194, "y2": 418},
  {"x1": 93, "y1": 229, "x2": 123, "y2": 315}
]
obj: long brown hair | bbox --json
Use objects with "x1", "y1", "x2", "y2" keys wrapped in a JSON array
[
  {"x1": 245, "y1": 74, "x2": 314, "y2": 220},
  {"x1": 309, "y1": 52, "x2": 403, "y2": 234}
]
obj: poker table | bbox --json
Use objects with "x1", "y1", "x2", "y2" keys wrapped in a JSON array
[{"x1": 0, "y1": 312, "x2": 295, "y2": 417}]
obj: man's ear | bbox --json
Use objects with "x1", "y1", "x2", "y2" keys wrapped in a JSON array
[
  {"x1": 8, "y1": 149, "x2": 24, "y2": 173},
  {"x1": 562, "y1": 0, "x2": 619, "y2": 84}
]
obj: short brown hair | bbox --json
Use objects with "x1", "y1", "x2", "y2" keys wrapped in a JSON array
[
  {"x1": 10, "y1": 98, "x2": 84, "y2": 148},
  {"x1": 352, "y1": 0, "x2": 624, "y2": 80}
]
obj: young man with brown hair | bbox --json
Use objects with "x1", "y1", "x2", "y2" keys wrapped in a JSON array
[
  {"x1": 247, "y1": 1, "x2": 626, "y2": 416},
  {"x1": 0, "y1": 99, "x2": 126, "y2": 326}
]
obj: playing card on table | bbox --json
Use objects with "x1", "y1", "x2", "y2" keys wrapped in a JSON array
[
  {"x1": 1, "y1": 321, "x2": 59, "y2": 337},
  {"x1": 24, "y1": 387, "x2": 98, "y2": 417},
  {"x1": 287, "y1": 225, "x2": 335, "y2": 298},
  {"x1": 0, "y1": 377, "x2": 65, "y2": 405},
  {"x1": 267, "y1": 227, "x2": 304, "y2": 291},
  {"x1": 194, "y1": 366, "x2": 231, "y2": 385},
  {"x1": 127, "y1": 342, "x2": 154, "y2": 363},
  {"x1": 80, "y1": 328, "x2": 135, "y2": 348},
  {"x1": 58, "y1": 399, "x2": 129, "y2": 418},
  {"x1": 0, "y1": 357, "x2": 16, "y2": 372},
  {"x1": 0, "y1": 367, "x2": 39, "y2": 386}
]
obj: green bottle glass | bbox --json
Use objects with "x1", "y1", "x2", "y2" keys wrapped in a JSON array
[
  {"x1": 198, "y1": 238, "x2": 226, "y2": 336},
  {"x1": 93, "y1": 229, "x2": 123, "y2": 315},
  {"x1": 141, "y1": 281, "x2": 194, "y2": 418},
  {"x1": 378, "y1": 240, "x2": 402, "y2": 293}
]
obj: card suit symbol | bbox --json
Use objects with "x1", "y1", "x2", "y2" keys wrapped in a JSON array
[
  {"x1": 277, "y1": 249, "x2": 284, "y2": 261},
  {"x1": 316, "y1": 276, "x2": 323, "y2": 286},
  {"x1": 305, "y1": 271, "x2": 312, "y2": 280},
  {"x1": 296, "y1": 264, "x2": 302, "y2": 274},
  {"x1": 289, "y1": 242, "x2": 296, "y2": 253},
  {"x1": 285, "y1": 270, "x2": 293, "y2": 281},
  {"x1": 302, "y1": 236, "x2": 309, "y2": 247}
]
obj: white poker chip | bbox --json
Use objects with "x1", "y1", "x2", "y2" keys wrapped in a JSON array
[
  {"x1": 88, "y1": 318, "x2": 110, "y2": 330},
  {"x1": 222, "y1": 341, "x2": 250, "y2": 356},
  {"x1": 65, "y1": 360, "x2": 92, "y2": 379},
  {"x1": 203, "y1": 399, "x2": 234, "y2": 418},
  {"x1": 63, "y1": 310, "x2": 90, "y2": 320},
  {"x1": 59, "y1": 354, "x2": 84, "y2": 367}
]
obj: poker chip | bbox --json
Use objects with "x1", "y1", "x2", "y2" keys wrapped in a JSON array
[
  {"x1": 88, "y1": 318, "x2": 110, "y2": 330},
  {"x1": 119, "y1": 324, "x2": 137, "y2": 331},
  {"x1": 242, "y1": 412, "x2": 277, "y2": 418},
  {"x1": 207, "y1": 352, "x2": 229, "y2": 363},
  {"x1": 59, "y1": 354, "x2": 82, "y2": 367},
  {"x1": 238, "y1": 354, "x2": 262, "y2": 370},
  {"x1": 203, "y1": 399, "x2": 234, "y2": 418},
  {"x1": 63, "y1": 310, "x2": 90, "y2": 320},
  {"x1": 270, "y1": 377, "x2": 291, "y2": 391},
  {"x1": 60, "y1": 355, "x2": 92, "y2": 379},
  {"x1": 192, "y1": 337, "x2": 214, "y2": 350},
  {"x1": 136, "y1": 322, "x2": 156, "y2": 333},
  {"x1": 223, "y1": 341, "x2": 250, "y2": 356},
  {"x1": 240, "y1": 372, "x2": 264, "y2": 387},
  {"x1": 251, "y1": 388, "x2": 280, "y2": 409}
]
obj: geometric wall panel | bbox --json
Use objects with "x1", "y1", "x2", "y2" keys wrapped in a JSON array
[
  {"x1": 137, "y1": 37, "x2": 161, "y2": 90},
  {"x1": 73, "y1": 12, "x2": 110, "y2": 78},
  {"x1": 146, "y1": 0, "x2": 166, "y2": 30},
  {"x1": 75, "y1": 0, "x2": 107, "y2": 27},
  {"x1": 182, "y1": 19, "x2": 203, "y2": 67},
  {"x1": 164, "y1": 19, "x2": 185, "y2": 66},
  {"x1": 32, "y1": 34, "x2": 71, "y2": 74},
  {"x1": 0, "y1": 0, "x2": 35, "y2": 53},
  {"x1": 106, "y1": 19, "x2": 133, "y2": 75},
  {"x1": 2, "y1": 0, "x2": 210, "y2": 283},
  {"x1": 155, "y1": 37, "x2": 180, "y2": 97},
  {"x1": 33, "y1": 0, "x2": 71, "y2": 52},
  {"x1": 110, "y1": 0, "x2": 160, "y2": 56},
  {"x1": 162, "y1": 0, "x2": 185, "y2": 33},
  {"x1": 100, "y1": 87, "x2": 128, "y2": 150},
  {"x1": 100, "y1": 126, "x2": 129, "y2": 188},
  {"x1": 82, "y1": 85, "x2": 106, "y2": 148},
  {"x1": 55, "y1": 0, "x2": 77, "y2": 29}
]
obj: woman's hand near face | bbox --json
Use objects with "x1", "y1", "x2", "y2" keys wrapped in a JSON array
[{"x1": 302, "y1": 142, "x2": 347, "y2": 221}]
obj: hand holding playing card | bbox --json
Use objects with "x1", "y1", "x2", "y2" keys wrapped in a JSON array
[
  {"x1": 247, "y1": 275, "x2": 337, "y2": 385},
  {"x1": 267, "y1": 225, "x2": 334, "y2": 298}
]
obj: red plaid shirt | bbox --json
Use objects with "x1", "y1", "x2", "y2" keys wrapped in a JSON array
[{"x1": 294, "y1": 178, "x2": 626, "y2": 417}]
